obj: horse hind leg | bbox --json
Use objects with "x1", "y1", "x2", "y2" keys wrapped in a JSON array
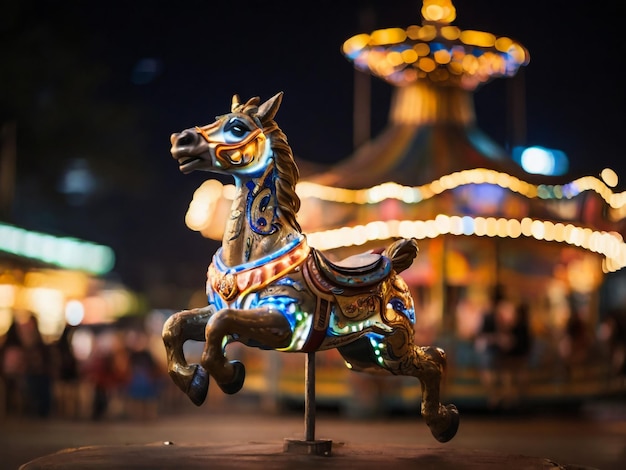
[
  {"x1": 162, "y1": 306, "x2": 214, "y2": 406},
  {"x1": 411, "y1": 345, "x2": 459, "y2": 443},
  {"x1": 338, "y1": 335, "x2": 458, "y2": 442}
]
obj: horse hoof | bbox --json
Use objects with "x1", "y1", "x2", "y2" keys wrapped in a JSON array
[
  {"x1": 187, "y1": 365, "x2": 209, "y2": 406},
  {"x1": 432, "y1": 404, "x2": 460, "y2": 443},
  {"x1": 218, "y1": 361, "x2": 246, "y2": 395}
]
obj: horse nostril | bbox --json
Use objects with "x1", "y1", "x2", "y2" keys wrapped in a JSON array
[{"x1": 172, "y1": 130, "x2": 197, "y2": 148}]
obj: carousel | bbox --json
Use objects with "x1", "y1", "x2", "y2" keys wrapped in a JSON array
[{"x1": 183, "y1": 0, "x2": 626, "y2": 412}]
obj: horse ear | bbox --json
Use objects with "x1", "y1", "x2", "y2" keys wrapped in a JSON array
[
  {"x1": 257, "y1": 92, "x2": 283, "y2": 122},
  {"x1": 231, "y1": 94, "x2": 241, "y2": 112}
]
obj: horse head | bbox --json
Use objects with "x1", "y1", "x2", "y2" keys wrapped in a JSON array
[{"x1": 170, "y1": 92, "x2": 283, "y2": 175}]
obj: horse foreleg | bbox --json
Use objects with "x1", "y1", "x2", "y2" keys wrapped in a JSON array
[
  {"x1": 201, "y1": 307, "x2": 292, "y2": 395},
  {"x1": 162, "y1": 306, "x2": 215, "y2": 405},
  {"x1": 413, "y1": 345, "x2": 459, "y2": 443}
]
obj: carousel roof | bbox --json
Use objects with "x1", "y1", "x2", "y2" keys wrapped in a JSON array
[
  {"x1": 342, "y1": 0, "x2": 529, "y2": 90},
  {"x1": 183, "y1": 1, "x2": 626, "y2": 272},
  {"x1": 309, "y1": 112, "x2": 528, "y2": 189}
]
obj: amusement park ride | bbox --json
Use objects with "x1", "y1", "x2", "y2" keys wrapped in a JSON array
[{"x1": 179, "y1": 0, "x2": 626, "y2": 413}]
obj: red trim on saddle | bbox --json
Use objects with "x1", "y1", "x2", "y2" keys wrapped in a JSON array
[{"x1": 300, "y1": 297, "x2": 331, "y2": 353}]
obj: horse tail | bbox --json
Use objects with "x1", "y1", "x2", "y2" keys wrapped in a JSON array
[{"x1": 383, "y1": 238, "x2": 419, "y2": 274}]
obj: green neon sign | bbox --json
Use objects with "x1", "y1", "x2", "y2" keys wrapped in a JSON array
[{"x1": 0, "y1": 222, "x2": 115, "y2": 275}]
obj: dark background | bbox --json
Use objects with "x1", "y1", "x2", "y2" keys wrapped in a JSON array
[{"x1": 1, "y1": 0, "x2": 624, "y2": 305}]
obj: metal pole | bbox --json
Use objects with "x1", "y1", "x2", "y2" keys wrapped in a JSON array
[
  {"x1": 304, "y1": 351, "x2": 315, "y2": 441},
  {"x1": 283, "y1": 351, "x2": 331, "y2": 455}
]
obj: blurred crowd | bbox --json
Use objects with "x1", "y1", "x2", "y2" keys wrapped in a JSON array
[
  {"x1": 473, "y1": 286, "x2": 626, "y2": 410},
  {"x1": 1, "y1": 302, "x2": 625, "y2": 421},
  {"x1": 0, "y1": 310, "x2": 167, "y2": 421}
]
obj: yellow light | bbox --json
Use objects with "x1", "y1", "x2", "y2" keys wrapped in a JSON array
[
  {"x1": 185, "y1": 180, "x2": 236, "y2": 239},
  {"x1": 342, "y1": 34, "x2": 370, "y2": 55},
  {"x1": 448, "y1": 61, "x2": 463, "y2": 75},
  {"x1": 298, "y1": 170, "x2": 626, "y2": 215},
  {"x1": 371, "y1": 28, "x2": 406, "y2": 46},
  {"x1": 417, "y1": 24, "x2": 437, "y2": 41},
  {"x1": 460, "y1": 30, "x2": 496, "y2": 48},
  {"x1": 554, "y1": 223, "x2": 566, "y2": 242},
  {"x1": 387, "y1": 51, "x2": 404, "y2": 67},
  {"x1": 507, "y1": 219, "x2": 522, "y2": 238},
  {"x1": 485, "y1": 218, "x2": 497, "y2": 237},
  {"x1": 474, "y1": 217, "x2": 486, "y2": 236},
  {"x1": 530, "y1": 220, "x2": 545, "y2": 240},
  {"x1": 398, "y1": 220, "x2": 415, "y2": 239},
  {"x1": 0, "y1": 284, "x2": 16, "y2": 308},
  {"x1": 569, "y1": 227, "x2": 584, "y2": 246},
  {"x1": 24, "y1": 287, "x2": 65, "y2": 338},
  {"x1": 23, "y1": 270, "x2": 89, "y2": 299},
  {"x1": 449, "y1": 216, "x2": 463, "y2": 235},
  {"x1": 305, "y1": 215, "x2": 626, "y2": 271},
  {"x1": 496, "y1": 218, "x2": 508, "y2": 237},
  {"x1": 424, "y1": 4, "x2": 444, "y2": 22},
  {"x1": 0, "y1": 308, "x2": 12, "y2": 336},
  {"x1": 418, "y1": 57, "x2": 437, "y2": 72},
  {"x1": 352, "y1": 225, "x2": 368, "y2": 246},
  {"x1": 495, "y1": 37, "x2": 513, "y2": 52},
  {"x1": 422, "y1": 0, "x2": 456, "y2": 23},
  {"x1": 425, "y1": 220, "x2": 438, "y2": 238},
  {"x1": 435, "y1": 214, "x2": 450, "y2": 234},
  {"x1": 401, "y1": 49, "x2": 419, "y2": 64},
  {"x1": 462, "y1": 54, "x2": 478, "y2": 74},
  {"x1": 365, "y1": 221, "x2": 391, "y2": 240},
  {"x1": 406, "y1": 25, "x2": 421, "y2": 40},
  {"x1": 434, "y1": 49, "x2": 451, "y2": 64},
  {"x1": 544, "y1": 221, "x2": 555, "y2": 241},
  {"x1": 414, "y1": 43, "x2": 430, "y2": 56},
  {"x1": 601, "y1": 168, "x2": 618, "y2": 188},
  {"x1": 441, "y1": 26, "x2": 460, "y2": 40}
]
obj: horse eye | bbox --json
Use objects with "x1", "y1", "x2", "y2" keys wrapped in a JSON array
[{"x1": 224, "y1": 118, "x2": 250, "y2": 143}]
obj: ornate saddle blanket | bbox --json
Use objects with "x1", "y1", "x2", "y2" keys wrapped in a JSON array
[{"x1": 303, "y1": 248, "x2": 393, "y2": 323}]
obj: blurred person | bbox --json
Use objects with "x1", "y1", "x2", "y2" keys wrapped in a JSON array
[
  {"x1": 474, "y1": 287, "x2": 521, "y2": 409},
  {"x1": 558, "y1": 301, "x2": 592, "y2": 379},
  {"x1": 14, "y1": 312, "x2": 53, "y2": 417},
  {"x1": 498, "y1": 302, "x2": 532, "y2": 409},
  {"x1": 51, "y1": 324, "x2": 80, "y2": 418},
  {"x1": 0, "y1": 318, "x2": 26, "y2": 417},
  {"x1": 598, "y1": 309, "x2": 626, "y2": 381},
  {"x1": 125, "y1": 330, "x2": 163, "y2": 420},
  {"x1": 85, "y1": 332, "x2": 130, "y2": 420}
]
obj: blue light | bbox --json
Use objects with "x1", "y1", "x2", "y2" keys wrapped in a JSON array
[{"x1": 513, "y1": 146, "x2": 569, "y2": 176}]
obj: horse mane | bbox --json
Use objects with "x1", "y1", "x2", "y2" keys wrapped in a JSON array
[
  {"x1": 233, "y1": 96, "x2": 302, "y2": 233},
  {"x1": 265, "y1": 124, "x2": 302, "y2": 233}
]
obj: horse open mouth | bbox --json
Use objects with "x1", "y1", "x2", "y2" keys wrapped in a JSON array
[{"x1": 178, "y1": 156, "x2": 202, "y2": 172}]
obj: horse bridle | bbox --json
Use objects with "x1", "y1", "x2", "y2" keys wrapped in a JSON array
[{"x1": 195, "y1": 120, "x2": 278, "y2": 170}]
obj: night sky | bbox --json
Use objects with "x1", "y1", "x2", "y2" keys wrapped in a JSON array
[
  {"x1": 92, "y1": 0, "x2": 624, "y2": 175},
  {"x1": 4, "y1": 0, "x2": 625, "y2": 300}
]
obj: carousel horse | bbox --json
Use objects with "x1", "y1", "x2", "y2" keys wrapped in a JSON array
[{"x1": 162, "y1": 92, "x2": 459, "y2": 442}]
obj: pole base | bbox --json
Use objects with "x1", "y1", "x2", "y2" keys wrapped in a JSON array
[{"x1": 283, "y1": 438, "x2": 332, "y2": 456}]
